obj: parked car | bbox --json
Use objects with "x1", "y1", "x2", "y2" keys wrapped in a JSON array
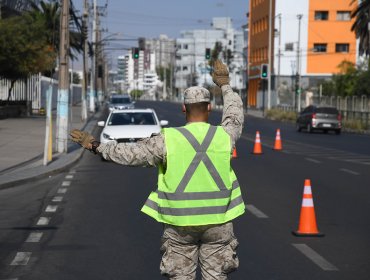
[
  {"x1": 107, "y1": 94, "x2": 135, "y2": 111},
  {"x1": 98, "y1": 108, "x2": 169, "y2": 144},
  {"x1": 296, "y1": 105, "x2": 342, "y2": 134}
]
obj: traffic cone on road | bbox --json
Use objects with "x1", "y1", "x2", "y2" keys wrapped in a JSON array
[
  {"x1": 252, "y1": 131, "x2": 263, "y2": 155},
  {"x1": 232, "y1": 148, "x2": 238, "y2": 159},
  {"x1": 292, "y1": 179, "x2": 324, "y2": 237},
  {"x1": 273, "y1": 128, "x2": 283, "y2": 151}
]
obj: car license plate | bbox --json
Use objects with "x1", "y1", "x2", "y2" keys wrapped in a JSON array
[{"x1": 323, "y1": 124, "x2": 331, "y2": 127}]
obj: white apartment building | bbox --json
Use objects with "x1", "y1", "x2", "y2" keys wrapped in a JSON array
[
  {"x1": 116, "y1": 49, "x2": 156, "y2": 93},
  {"x1": 175, "y1": 17, "x2": 245, "y2": 94}
]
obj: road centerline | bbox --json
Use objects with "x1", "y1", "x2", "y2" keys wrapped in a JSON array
[
  {"x1": 245, "y1": 204, "x2": 269, "y2": 218},
  {"x1": 292, "y1": 244, "x2": 338, "y2": 271},
  {"x1": 305, "y1": 158, "x2": 321, "y2": 164},
  {"x1": 340, "y1": 168, "x2": 360, "y2": 175},
  {"x1": 10, "y1": 252, "x2": 31, "y2": 266}
]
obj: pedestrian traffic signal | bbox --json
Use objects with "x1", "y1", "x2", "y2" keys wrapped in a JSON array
[
  {"x1": 205, "y1": 48, "x2": 211, "y2": 60},
  {"x1": 133, "y1": 48, "x2": 139, "y2": 59},
  {"x1": 260, "y1": 64, "x2": 268, "y2": 79}
]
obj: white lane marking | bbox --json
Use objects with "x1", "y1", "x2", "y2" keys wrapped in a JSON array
[
  {"x1": 62, "y1": 181, "x2": 71, "y2": 187},
  {"x1": 245, "y1": 204, "x2": 269, "y2": 218},
  {"x1": 10, "y1": 252, "x2": 32, "y2": 266},
  {"x1": 26, "y1": 232, "x2": 43, "y2": 243},
  {"x1": 305, "y1": 158, "x2": 321, "y2": 164},
  {"x1": 339, "y1": 168, "x2": 360, "y2": 175},
  {"x1": 45, "y1": 205, "x2": 58, "y2": 213},
  {"x1": 52, "y1": 196, "x2": 63, "y2": 202},
  {"x1": 65, "y1": 175, "x2": 74, "y2": 179},
  {"x1": 36, "y1": 217, "x2": 50, "y2": 226},
  {"x1": 292, "y1": 244, "x2": 338, "y2": 271},
  {"x1": 57, "y1": 188, "x2": 67, "y2": 194},
  {"x1": 69, "y1": 170, "x2": 76, "y2": 174}
]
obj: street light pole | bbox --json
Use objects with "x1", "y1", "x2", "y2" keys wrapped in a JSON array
[
  {"x1": 267, "y1": 0, "x2": 273, "y2": 110},
  {"x1": 89, "y1": 0, "x2": 97, "y2": 113},
  {"x1": 296, "y1": 14, "x2": 303, "y2": 112}
]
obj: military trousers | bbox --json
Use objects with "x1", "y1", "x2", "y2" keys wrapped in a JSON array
[{"x1": 160, "y1": 222, "x2": 239, "y2": 280}]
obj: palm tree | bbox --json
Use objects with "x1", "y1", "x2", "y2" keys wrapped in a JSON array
[
  {"x1": 28, "y1": 0, "x2": 84, "y2": 61},
  {"x1": 351, "y1": 0, "x2": 370, "y2": 58}
]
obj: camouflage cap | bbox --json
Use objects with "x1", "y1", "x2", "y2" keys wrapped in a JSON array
[{"x1": 183, "y1": 86, "x2": 210, "y2": 104}]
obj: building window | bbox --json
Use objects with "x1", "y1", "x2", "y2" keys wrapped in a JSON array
[
  {"x1": 285, "y1": 43, "x2": 294, "y2": 51},
  {"x1": 313, "y1": 43, "x2": 327, "y2": 52},
  {"x1": 184, "y1": 44, "x2": 188, "y2": 49},
  {"x1": 315, "y1": 11, "x2": 329, "y2": 21},
  {"x1": 336, "y1": 43, "x2": 350, "y2": 53},
  {"x1": 337, "y1": 11, "x2": 351, "y2": 21}
]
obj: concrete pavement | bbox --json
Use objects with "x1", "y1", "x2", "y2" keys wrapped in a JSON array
[{"x1": 0, "y1": 104, "x2": 103, "y2": 189}]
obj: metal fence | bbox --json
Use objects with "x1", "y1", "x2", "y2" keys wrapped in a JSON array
[{"x1": 0, "y1": 74, "x2": 82, "y2": 113}]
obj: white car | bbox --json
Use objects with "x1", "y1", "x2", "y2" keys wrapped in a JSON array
[{"x1": 98, "y1": 108, "x2": 169, "y2": 144}]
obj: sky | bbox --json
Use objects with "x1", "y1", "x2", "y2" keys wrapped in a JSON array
[{"x1": 73, "y1": 0, "x2": 249, "y2": 69}]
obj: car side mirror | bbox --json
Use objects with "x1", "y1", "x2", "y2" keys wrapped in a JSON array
[
  {"x1": 97, "y1": 121, "x2": 105, "y2": 127},
  {"x1": 160, "y1": 120, "x2": 169, "y2": 126}
]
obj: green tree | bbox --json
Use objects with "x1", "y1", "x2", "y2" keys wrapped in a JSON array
[
  {"x1": 0, "y1": 13, "x2": 56, "y2": 101},
  {"x1": 351, "y1": 0, "x2": 370, "y2": 59},
  {"x1": 28, "y1": 0, "x2": 83, "y2": 62}
]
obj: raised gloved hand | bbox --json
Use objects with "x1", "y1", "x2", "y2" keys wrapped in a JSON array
[
  {"x1": 212, "y1": 59, "x2": 230, "y2": 87},
  {"x1": 70, "y1": 129, "x2": 95, "y2": 150}
]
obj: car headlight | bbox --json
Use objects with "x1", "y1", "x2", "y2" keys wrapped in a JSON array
[{"x1": 102, "y1": 133, "x2": 112, "y2": 139}]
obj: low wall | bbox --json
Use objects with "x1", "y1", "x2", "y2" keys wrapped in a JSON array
[{"x1": 0, "y1": 101, "x2": 32, "y2": 119}]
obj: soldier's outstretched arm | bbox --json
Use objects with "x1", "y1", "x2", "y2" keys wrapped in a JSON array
[
  {"x1": 70, "y1": 129, "x2": 166, "y2": 167},
  {"x1": 97, "y1": 134, "x2": 166, "y2": 167},
  {"x1": 212, "y1": 60, "x2": 244, "y2": 147}
]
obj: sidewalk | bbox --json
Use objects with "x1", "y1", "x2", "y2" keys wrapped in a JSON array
[{"x1": 0, "y1": 104, "x2": 103, "y2": 189}]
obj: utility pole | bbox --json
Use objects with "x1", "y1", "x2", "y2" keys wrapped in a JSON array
[
  {"x1": 296, "y1": 14, "x2": 303, "y2": 112},
  {"x1": 267, "y1": 0, "x2": 273, "y2": 110},
  {"x1": 81, "y1": 0, "x2": 88, "y2": 121},
  {"x1": 56, "y1": 0, "x2": 70, "y2": 153},
  {"x1": 96, "y1": 24, "x2": 103, "y2": 107},
  {"x1": 89, "y1": 0, "x2": 97, "y2": 112},
  {"x1": 277, "y1": 13, "x2": 282, "y2": 105},
  {"x1": 163, "y1": 65, "x2": 167, "y2": 100}
]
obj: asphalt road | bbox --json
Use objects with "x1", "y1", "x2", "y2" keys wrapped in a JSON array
[{"x1": 1, "y1": 100, "x2": 369, "y2": 280}]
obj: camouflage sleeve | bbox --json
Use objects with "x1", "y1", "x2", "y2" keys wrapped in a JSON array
[
  {"x1": 96, "y1": 133, "x2": 166, "y2": 167},
  {"x1": 220, "y1": 85, "x2": 245, "y2": 147}
]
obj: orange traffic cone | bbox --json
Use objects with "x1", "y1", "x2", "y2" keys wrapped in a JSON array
[
  {"x1": 273, "y1": 129, "x2": 283, "y2": 151},
  {"x1": 292, "y1": 179, "x2": 324, "y2": 237},
  {"x1": 252, "y1": 131, "x2": 263, "y2": 155},
  {"x1": 232, "y1": 148, "x2": 238, "y2": 159}
]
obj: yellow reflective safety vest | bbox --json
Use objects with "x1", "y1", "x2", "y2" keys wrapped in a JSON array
[{"x1": 141, "y1": 122, "x2": 245, "y2": 226}]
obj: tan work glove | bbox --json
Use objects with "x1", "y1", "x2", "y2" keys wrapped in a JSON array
[
  {"x1": 212, "y1": 59, "x2": 230, "y2": 87},
  {"x1": 70, "y1": 129, "x2": 95, "y2": 150}
]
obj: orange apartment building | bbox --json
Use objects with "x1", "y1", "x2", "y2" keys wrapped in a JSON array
[{"x1": 247, "y1": 0, "x2": 358, "y2": 108}]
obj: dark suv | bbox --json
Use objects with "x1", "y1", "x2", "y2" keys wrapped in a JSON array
[{"x1": 296, "y1": 106, "x2": 342, "y2": 134}]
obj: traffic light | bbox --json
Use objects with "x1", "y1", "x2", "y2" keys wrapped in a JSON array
[
  {"x1": 260, "y1": 64, "x2": 268, "y2": 79},
  {"x1": 205, "y1": 48, "x2": 211, "y2": 60},
  {"x1": 133, "y1": 48, "x2": 139, "y2": 59}
]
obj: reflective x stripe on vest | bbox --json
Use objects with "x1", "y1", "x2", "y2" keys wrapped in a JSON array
[{"x1": 173, "y1": 126, "x2": 228, "y2": 193}]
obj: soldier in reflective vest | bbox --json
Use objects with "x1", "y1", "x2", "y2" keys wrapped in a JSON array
[{"x1": 70, "y1": 59, "x2": 245, "y2": 280}]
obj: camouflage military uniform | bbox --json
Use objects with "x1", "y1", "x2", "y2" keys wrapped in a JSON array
[{"x1": 97, "y1": 84, "x2": 244, "y2": 280}]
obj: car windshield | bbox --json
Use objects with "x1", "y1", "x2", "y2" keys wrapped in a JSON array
[
  {"x1": 108, "y1": 112, "x2": 156, "y2": 125},
  {"x1": 111, "y1": 97, "x2": 131, "y2": 104},
  {"x1": 316, "y1": 107, "x2": 338, "y2": 114}
]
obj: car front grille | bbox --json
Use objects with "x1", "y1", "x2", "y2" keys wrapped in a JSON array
[{"x1": 116, "y1": 138, "x2": 142, "y2": 143}]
